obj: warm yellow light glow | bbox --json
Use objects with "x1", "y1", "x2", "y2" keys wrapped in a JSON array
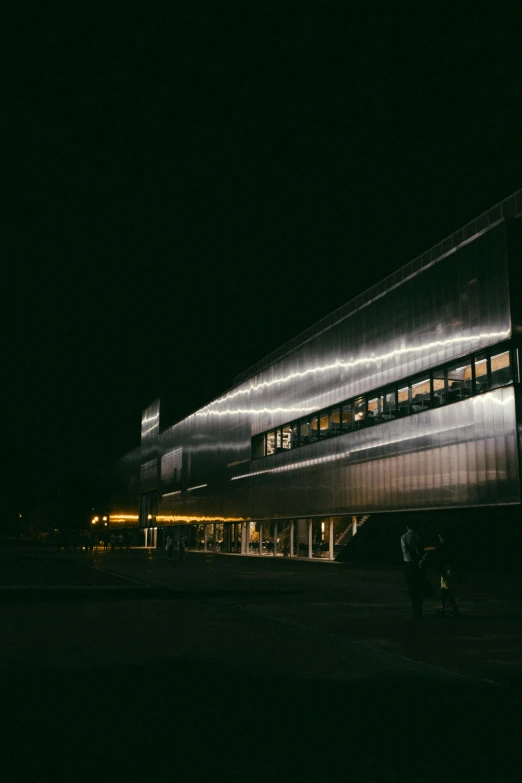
[
  {"x1": 156, "y1": 514, "x2": 249, "y2": 524},
  {"x1": 102, "y1": 516, "x2": 108, "y2": 521},
  {"x1": 93, "y1": 516, "x2": 99, "y2": 522},
  {"x1": 92, "y1": 520, "x2": 96, "y2": 525},
  {"x1": 148, "y1": 514, "x2": 152, "y2": 520},
  {"x1": 104, "y1": 522, "x2": 108, "y2": 526}
]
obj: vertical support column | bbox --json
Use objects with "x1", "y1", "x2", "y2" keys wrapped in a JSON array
[
  {"x1": 241, "y1": 522, "x2": 246, "y2": 554},
  {"x1": 204, "y1": 524, "x2": 208, "y2": 552},
  {"x1": 144, "y1": 528, "x2": 148, "y2": 547},
  {"x1": 273, "y1": 522, "x2": 277, "y2": 556},
  {"x1": 290, "y1": 520, "x2": 295, "y2": 558},
  {"x1": 329, "y1": 518, "x2": 334, "y2": 561},
  {"x1": 308, "y1": 519, "x2": 313, "y2": 559},
  {"x1": 259, "y1": 522, "x2": 263, "y2": 556}
]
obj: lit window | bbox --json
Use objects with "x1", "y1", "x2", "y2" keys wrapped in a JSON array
[
  {"x1": 354, "y1": 397, "x2": 366, "y2": 426},
  {"x1": 319, "y1": 411, "x2": 330, "y2": 439},
  {"x1": 490, "y1": 351, "x2": 511, "y2": 388},
  {"x1": 474, "y1": 354, "x2": 488, "y2": 392},
  {"x1": 410, "y1": 374, "x2": 431, "y2": 412},
  {"x1": 447, "y1": 360, "x2": 472, "y2": 400}
]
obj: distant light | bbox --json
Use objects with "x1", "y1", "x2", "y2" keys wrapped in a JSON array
[
  {"x1": 102, "y1": 516, "x2": 108, "y2": 521},
  {"x1": 94, "y1": 516, "x2": 99, "y2": 522},
  {"x1": 104, "y1": 522, "x2": 108, "y2": 526},
  {"x1": 92, "y1": 520, "x2": 96, "y2": 525},
  {"x1": 148, "y1": 514, "x2": 152, "y2": 520},
  {"x1": 19, "y1": 513, "x2": 22, "y2": 518}
]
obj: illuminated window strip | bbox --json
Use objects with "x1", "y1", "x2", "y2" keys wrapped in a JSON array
[
  {"x1": 187, "y1": 484, "x2": 208, "y2": 492},
  {"x1": 162, "y1": 490, "x2": 182, "y2": 498},
  {"x1": 231, "y1": 388, "x2": 513, "y2": 482},
  {"x1": 252, "y1": 341, "x2": 513, "y2": 460}
]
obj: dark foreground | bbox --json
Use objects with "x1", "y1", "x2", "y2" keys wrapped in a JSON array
[{"x1": 1, "y1": 547, "x2": 522, "y2": 782}]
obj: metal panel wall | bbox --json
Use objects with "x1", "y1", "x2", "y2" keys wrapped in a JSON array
[
  {"x1": 140, "y1": 399, "x2": 160, "y2": 493},
  {"x1": 153, "y1": 220, "x2": 518, "y2": 522},
  {"x1": 244, "y1": 386, "x2": 519, "y2": 518}
]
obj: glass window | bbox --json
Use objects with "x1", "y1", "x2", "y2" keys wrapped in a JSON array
[
  {"x1": 299, "y1": 419, "x2": 310, "y2": 446},
  {"x1": 447, "y1": 359, "x2": 472, "y2": 400},
  {"x1": 266, "y1": 431, "x2": 276, "y2": 456},
  {"x1": 341, "y1": 402, "x2": 353, "y2": 432},
  {"x1": 367, "y1": 394, "x2": 381, "y2": 423},
  {"x1": 410, "y1": 374, "x2": 431, "y2": 412},
  {"x1": 490, "y1": 350, "x2": 512, "y2": 388},
  {"x1": 432, "y1": 367, "x2": 446, "y2": 405},
  {"x1": 319, "y1": 411, "x2": 330, "y2": 439},
  {"x1": 310, "y1": 415, "x2": 319, "y2": 442},
  {"x1": 383, "y1": 388, "x2": 396, "y2": 419},
  {"x1": 282, "y1": 423, "x2": 297, "y2": 449},
  {"x1": 330, "y1": 407, "x2": 341, "y2": 435},
  {"x1": 397, "y1": 385, "x2": 410, "y2": 415},
  {"x1": 474, "y1": 353, "x2": 489, "y2": 393},
  {"x1": 354, "y1": 397, "x2": 366, "y2": 427}
]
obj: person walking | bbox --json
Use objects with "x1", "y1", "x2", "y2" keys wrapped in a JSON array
[
  {"x1": 110, "y1": 533, "x2": 116, "y2": 552},
  {"x1": 424, "y1": 531, "x2": 461, "y2": 617},
  {"x1": 400, "y1": 523, "x2": 425, "y2": 618}
]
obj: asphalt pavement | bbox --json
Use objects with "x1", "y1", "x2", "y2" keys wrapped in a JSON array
[{"x1": 1, "y1": 546, "x2": 521, "y2": 781}]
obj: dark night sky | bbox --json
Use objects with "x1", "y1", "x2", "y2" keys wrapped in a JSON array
[{"x1": 3, "y1": 5, "x2": 522, "y2": 521}]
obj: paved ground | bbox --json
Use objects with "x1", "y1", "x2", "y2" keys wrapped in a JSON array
[{"x1": 1, "y1": 546, "x2": 522, "y2": 781}]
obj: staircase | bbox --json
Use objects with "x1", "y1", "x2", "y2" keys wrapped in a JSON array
[{"x1": 335, "y1": 515, "x2": 371, "y2": 548}]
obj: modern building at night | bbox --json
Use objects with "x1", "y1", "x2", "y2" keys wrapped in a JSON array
[{"x1": 110, "y1": 190, "x2": 522, "y2": 563}]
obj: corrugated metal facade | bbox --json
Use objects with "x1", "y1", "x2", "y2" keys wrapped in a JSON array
[{"x1": 110, "y1": 197, "x2": 522, "y2": 533}]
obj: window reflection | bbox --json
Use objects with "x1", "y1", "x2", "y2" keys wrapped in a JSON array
[{"x1": 266, "y1": 431, "x2": 275, "y2": 455}]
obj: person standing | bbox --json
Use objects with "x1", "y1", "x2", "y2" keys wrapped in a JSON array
[
  {"x1": 401, "y1": 524, "x2": 425, "y2": 618},
  {"x1": 424, "y1": 531, "x2": 461, "y2": 617}
]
